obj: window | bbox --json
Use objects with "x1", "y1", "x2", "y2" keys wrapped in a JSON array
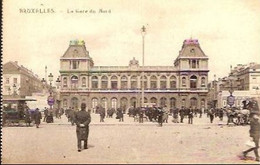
[
  {"x1": 160, "y1": 76, "x2": 167, "y2": 89},
  {"x1": 5, "y1": 78, "x2": 9, "y2": 84},
  {"x1": 201, "y1": 77, "x2": 206, "y2": 87},
  {"x1": 91, "y1": 76, "x2": 98, "y2": 89},
  {"x1": 192, "y1": 60, "x2": 196, "y2": 68},
  {"x1": 63, "y1": 99, "x2": 68, "y2": 108},
  {"x1": 140, "y1": 76, "x2": 147, "y2": 89},
  {"x1": 150, "y1": 76, "x2": 157, "y2": 89},
  {"x1": 13, "y1": 78, "x2": 17, "y2": 84},
  {"x1": 170, "y1": 98, "x2": 176, "y2": 108},
  {"x1": 190, "y1": 75, "x2": 197, "y2": 88},
  {"x1": 101, "y1": 76, "x2": 108, "y2": 89},
  {"x1": 111, "y1": 76, "x2": 118, "y2": 89},
  {"x1": 130, "y1": 76, "x2": 137, "y2": 89},
  {"x1": 182, "y1": 77, "x2": 186, "y2": 87},
  {"x1": 121, "y1": 76, "x2": 128, "y2": 89},
  {"x1": 72, "y1": 61, "x2": 79, "y2": 69},
  {"x1": 170, "y1": 76, "x2": 177, "y2": 89},
  {"x1": 63, "y1": 77, "x2": 68, "y2": 87},
  {"x1": 82, "y1": 77, "x2": 86, "y2": 87},
  {"x1": 71, "y1": 76, "x2": 79, "y2": 89},
  {"x1": 111, "y1": 98, "x2": 117, "y2": 109}
]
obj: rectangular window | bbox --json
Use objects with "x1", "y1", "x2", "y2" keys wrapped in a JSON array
[
  {"x1": 72, "y1": 61, "x2": 79, "y2": 69},
  {"x1": 6, "y1": 78, "x2": 10, "y2": 84},
  {"x1": 121, "y1": 81, "x2": 127, "y2": 89},
  {"x1": 13, "y1": 78, "x2": 17, "y2": 84},
  {"x1": 192, "y1": 60, "x2": 196, "y2": 68},
  {"x1": 151, "y1": 81, "x2": 157, "y2": 89}
]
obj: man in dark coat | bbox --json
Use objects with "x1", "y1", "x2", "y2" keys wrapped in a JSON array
[
  {"x1": 25, "y1": 109, "x2": 31, "y2": 127},
  {"x1": 117, "y1": 108, "x2": 124, "y2": 122},
  {"x1": 99, "y1": 107, "x2": 105, "y2": 122},
  {"x1": 179, "y1": 107, "x2": 185, "y2": 123},
  {"x1": 75, "y1": 103, "x2": 91, "y2": 152},
  {"x1": 208, "y1": 108, "x2": 215, "y2": 123},
  {"x1": 34, "y1": 108, "x2": 42, "y2": 128},
  {"x1": 243, "y1": 114, "x2": 260, "y2": 162},
  {"x1": 188, "y1": 107, "x2": 194, "y2": 124},
  {"x1": 158, "y1": 107, "x2": 164, "y2": 126}
]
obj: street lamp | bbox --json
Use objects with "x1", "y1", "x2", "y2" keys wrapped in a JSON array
[
  {"x1": 48, "y1": 73, "x2": 54, "y2": 87},
  {"x1": 141, "y1": 25, "x2": 146, "y2": 108}
]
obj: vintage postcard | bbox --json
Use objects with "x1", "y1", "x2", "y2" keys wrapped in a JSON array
[{"x1": 2, "y1": 0, "x2": 260, "y2": 164}]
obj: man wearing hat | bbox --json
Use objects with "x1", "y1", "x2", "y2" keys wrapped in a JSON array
[
  {"x1": 242, "y1": 113, "x2": 260, "y2": 162},
  {"x1": 75, "y1": 103, "x2": 91, "y2": 152}
]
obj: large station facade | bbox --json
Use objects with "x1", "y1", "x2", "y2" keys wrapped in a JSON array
[{"x1": 59, "y1": 39, "x2": 209, "y2": 111}]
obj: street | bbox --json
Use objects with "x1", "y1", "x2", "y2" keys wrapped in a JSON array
[{"x1": 2, "y1": 113, "x2": 258, "y2": 164}]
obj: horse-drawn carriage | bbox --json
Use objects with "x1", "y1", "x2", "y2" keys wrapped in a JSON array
[{"x1": 2, "y1": 97, "x2": 37, "y2": 127}]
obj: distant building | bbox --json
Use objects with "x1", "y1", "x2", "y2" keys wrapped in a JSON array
[
  {"x1": 59, "y1": 39, "x2": 209, "y2": 111},
  {"x1": 2, "y1": 61, "x2": 47, "y2": 97},
  {"x1": 208, "y1": 63, "x2": 260, "y2": 108}
]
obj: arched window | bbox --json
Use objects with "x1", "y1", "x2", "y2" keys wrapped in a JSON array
[
  {"x1": 170, "y1": 76, "x2": 177, "y2": 89},
  {"x1": 130, "y1": 97, "x2": 137, "y2": 108},
  {"x1": 190, "y1": 75, "x2": 197, "y2": 89},
  {"x1": 170, "y1": 97, "x2": 176, "y2": 108},
  {"x1": 71, "y1": 97, "x2": 79, "y2": 109},
  {"x1": 63, "y1": 77, "x2": 68, "y2": 88},
  {"x1": 160, "y1": 97, "x2": 167, "y2": 107},
  {"x1": 121, "y1": 76, "x2": 128, "y2": 89},
  {"x1": 131, "y1": 75, "x2": 137, "y2": 89},
  {"x1": 150, "y1": 75, "x2": 157, "y2": 89},
  {"x1": 201, "y1": 77, "x2": 206, "y2": 87},
  {"x1": 92, "y1": 98, "x2": 98, "y2": 109},
  {"x1": 71, "y1": 75, "x2": 79, "y2": 89},
  {"x1": 140, "y1": 76, "x2": 147, "y2": 89},
  {"x1": 63, "y1": 99, "x2": 68, "y2": 108},
  {"x1": 182, "y1": 99, "x2": 186, "y2": 108},
  {"x1": 101, "y1": 97, "x2": 108, "y2": 110},
  {"x1": 150, "y1": 97, "x2": 157, "y2": 105},
  {"x1": 111, "y1": 98, "x2": 117, "y2": 109},
  {"x1": 190, "y1": 97, "x2": 198, "y2": 109},
  {"x1": 120, "y1": 97, "x2": 128, "y2": 111},
  {"x1": 160, "y1": 76, "x2": 167, "y2": 89},
  {"x1": 101, "y1": 76, "x2": 108, "y2": 89},
  {"x1": 111, "y1": 76, "x2": 118, "y2": 89},
  {"x1": 182, "y1": 77, "x2": 186, "y2": 87},
  {"x1": 91, "y1": 76, "x2": 98, "y2": 89},
  {"x1": 201, "y1": 99, "x2": 205, "y2": 109},
  {"x1": 82, "y1": 77, "x2": 86, "y2": 87}
]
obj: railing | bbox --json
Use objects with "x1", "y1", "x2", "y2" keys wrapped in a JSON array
[{"x1": 61, "y1": 87, "x2": 208, "y2": 92}]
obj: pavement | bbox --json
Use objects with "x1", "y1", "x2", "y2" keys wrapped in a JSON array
[{"x1": 2, "y1": 113, "x2": 259, "y2": 164}]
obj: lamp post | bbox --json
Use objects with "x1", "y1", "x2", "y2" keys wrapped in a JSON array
[
  {"x1": 47, "y1": 73, "x2": 54, "y2": 110},
  {"x1": 227, "y1": 66, "x2": 235, "y2": 107},
  {"x1": 141, "y1": 25, "x2": 146, "y2": 108}
]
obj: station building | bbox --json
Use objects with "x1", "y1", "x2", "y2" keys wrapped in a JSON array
[{"x1": 59, "y1": 39, "x2": 209, "y2": 111}]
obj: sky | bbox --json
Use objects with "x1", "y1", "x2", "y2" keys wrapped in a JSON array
[{"x1": 3, "y1": 0, "x2": 260, "y2": 82}]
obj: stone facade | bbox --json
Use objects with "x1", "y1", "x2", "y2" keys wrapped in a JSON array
[
  {"x1": 2, "y1": 61, "x2": 46, "y2": 97},
  {"x1": 59, "y1": 39, "x2": 209, "y2": 111},
  {"x1": 208, "y1": 63, "x2": 260, "y2": 108}
]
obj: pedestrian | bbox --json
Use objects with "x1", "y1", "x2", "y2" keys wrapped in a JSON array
[
  {"x1": 242, "y1": 114, "x2": 260, "y2": 162},
  {"x1": 99, "y1": 107, "x2": 105, "y2": 122},
  {"x1": 25, "y1": 109, "x2": 31, "y2": 127},
  {"x1": 179, "y1": 107, "x2": 185, "y2": 123},
  {"x1": 208, "y1": 108, "x2": 214, "y2": 123},
  {"x1": 43, "y1": 107, "x2": 48, "y2": 122},
  {"x1": 75, "y1": 103, "x2": 91, "y2": 152},
  {"x1": 188, "y1": 107, "x2": 193, "y2": 124},
  {"x1": 219, "y1": 108, "x2": 224, "y2": 121},
  {"x1": 117, "y1": 108, "x2": 124, "y2": 122},
  {"x1": 139, "y1": 107, "x2": 144, "y2": 123},
  {"x1": 158, "y1": 107, "x2": 164, "y2": 126},
  {"x1": 34, "y1": 108, "x2": 42, "y2": 128},
  {"x1": 199, "y1": 108, "x2": 203, "y2": 118}
]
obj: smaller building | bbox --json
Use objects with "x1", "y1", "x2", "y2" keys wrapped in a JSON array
[
  {"x1": 2, "y1": 61, "x2": 47, "y2": 97},
  {"x1": 208, "y1": 63, "x2": 260, "y2": 108}
]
